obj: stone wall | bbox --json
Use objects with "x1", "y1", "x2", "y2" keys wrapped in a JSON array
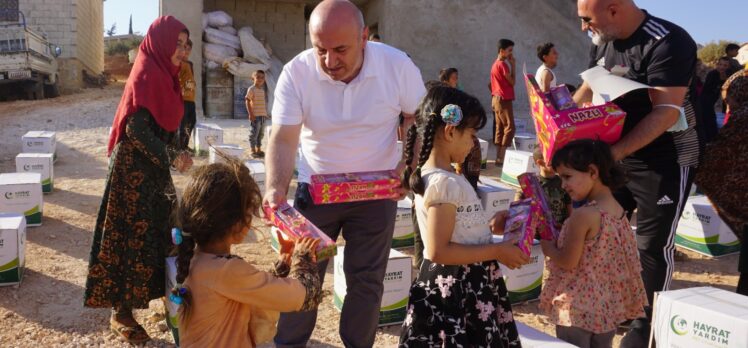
[{"x1": 75, "y1": 0, "x2": 104, "y2": 74}]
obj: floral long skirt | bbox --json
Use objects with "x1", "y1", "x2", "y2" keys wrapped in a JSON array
[{"x1": 400, "y1": 260, "x2": 522, "y2": 348}]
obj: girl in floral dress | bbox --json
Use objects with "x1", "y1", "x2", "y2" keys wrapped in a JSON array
[
  {"x1": 399, "y1": 86, "x2": 529, "y2": 347},
  {"x1": 539, "y1": 139, "x2": 648, "y2": 348}
]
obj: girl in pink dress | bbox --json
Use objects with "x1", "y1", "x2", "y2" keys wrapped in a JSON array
[{"x1": 539, "y1": 139, "x2": 647, "y2": 348}]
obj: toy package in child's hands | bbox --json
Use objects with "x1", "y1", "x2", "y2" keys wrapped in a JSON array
[
  {"x1": 309, "y1": 170, "x2": 402, "y2": 204},
  {"x1": 503, "y1": 199, "x2": 537, "y2": 257},
  {"x1": 518, "y1": 173, "x2": 560, "y2": 240},
  {"x1": 263, "y1": 203, "x2": 337, "y2": 261}
]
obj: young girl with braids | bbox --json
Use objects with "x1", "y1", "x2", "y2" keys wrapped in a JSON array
[
  {"x1": 399, "y1": 86, "x2": 528, "y2": 347},
  {"x1": 171, "y1": 156, "x2": 322, "y2": 347}
]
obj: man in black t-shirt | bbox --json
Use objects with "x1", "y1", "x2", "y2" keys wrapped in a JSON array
[{"x1": 574, "y1": 1, "x2": 702, "y2": 347}]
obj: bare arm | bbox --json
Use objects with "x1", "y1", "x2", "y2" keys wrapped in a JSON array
[
  {"x1": 425, "y1": 204, "x2": 528, "y2": 268},
  {"x1": 610, "y1": 86, "x2": 685, "y2": 161},
  {"x1": 264, "y1": 123, "x2": 302, "y2": 207},
  {"x1": 504, "y1": 59, "x2": 516, "y2": 87},
  {"x1": 246, "y1": 90, "x2": 256, "y2": 121},
  {"x1": 540, "y1": 70, "x2": 552, "y2": 93},
  {"x1": 540, "y1": 207, "x2": 599, "y2": 271},
  {"x1": 573, "y1": 81, "x2": 593, "y2": 105}
]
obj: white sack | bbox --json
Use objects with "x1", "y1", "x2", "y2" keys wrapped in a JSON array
[
  {"x1": 218, "y1": 26, "x2": 237, "y2": 35},
  {"x1": 238, "y1": 27, "x2": 271, "y2": 65},
  {"x1": 203, "y1": 43, "x2": 239, "y2": 64},
  {"x1": 203, "y1": 11, "x2": 233, "y2": 28},
  {"x1": 223, "y1": 57, "x2": 270, "y2": 78},
  {"x1": 204, "y1": 27, "x2": 241, "y2": 51}
]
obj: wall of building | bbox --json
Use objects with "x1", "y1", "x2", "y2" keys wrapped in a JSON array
[
  {"x1": 160, "y1": 0, "x2": 204, "y2": 115},
  {"x1": 18, "y1": 0, "x2": 104, "y2": 92},
  {"x1": 369, "y1": 0, "x2": 590, "y2": 138},
  {"x1": 203, "y1": 0, "x2": 306, "y2": 62},
  {"x1": 75, "y1": 0, "x2": 104, "y2": 74}
]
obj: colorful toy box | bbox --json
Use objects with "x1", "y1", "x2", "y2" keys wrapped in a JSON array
[
  {"x1": 518, "y1": 173, "x2": 559, "y2": 240},
  {"x1": 524, "y1": 72, "x2": 626, "y2": 162},
  {"x1": 309, "y1": 170, "x2": 401, "y2": 205},
  {"x1": 263, "y1": 202, "x2": 337, "y2": 261},
  {"x1": 503, "y1": 199, "x2": 538, "y2": 257}
]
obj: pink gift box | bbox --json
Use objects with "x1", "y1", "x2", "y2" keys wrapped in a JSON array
[
  {"x1": 524, "y1": 74, "x2": 626, "y2": 162},
  {"x1": 503, "y1": 199, "x2": 538, "y2": 257},
  {"x1": 263, "y1": 203, "x2": 337, "y2": 261},
  {"x1": 309, "y1": 170, "x2": 401, "y2": 205},
  {"x1": 518, "y1": 173, "x2": 560, "y2": 241}
]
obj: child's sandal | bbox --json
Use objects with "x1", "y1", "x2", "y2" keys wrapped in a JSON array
[{"x1": 110, "y1": 318, "x2": 151, "y2": 344}]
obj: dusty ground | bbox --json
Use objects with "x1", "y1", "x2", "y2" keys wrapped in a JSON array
[{"x1": 0, "y1": 84, "x2": 741, "y2": 347}]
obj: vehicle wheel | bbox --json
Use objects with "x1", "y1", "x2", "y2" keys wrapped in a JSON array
[
  {"x1": 25, "y1": 80, "x2": 44, "y2": 100},
  {"x1": 44, "y1": 81, "x2": 60, "y2": 98}
]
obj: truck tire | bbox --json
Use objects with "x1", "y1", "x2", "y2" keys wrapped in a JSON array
[
  {"x1": 44, "y1": 81, "x2": 60, "y2": 98},
  {"x1": 24, "y1": 80, "x2": 45, "y2": 100}
]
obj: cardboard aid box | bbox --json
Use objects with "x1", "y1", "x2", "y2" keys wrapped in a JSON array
[
  {"x1": 513, "y1": 133, "x2": 538, "y2": 153},
  {"x1": 16, "y1": 153, "x2": 54, "y2": 193},
  {"x1": 0, "y1": 214, "x2": 26, "y2": 286},
  {"x1": 193, "y1": 123, "x2": 224, "y2": 155},
  {"x1": 245, "y1": 160, "x2": 266, "y2": 194},
  {"x1": 676, "y1": 195, "x2": 740, "y2": 257},
  {"x1": 500, "y1": 149, "x2": 539, "y2": 187},
  {"x1": 477, "y1": 176, "x2": 517, "y2": 215},
  {"x1": 492, "y1": 235, "x2": 544, "y2": 304},
  {"x1": 393, "y1": 197, "x2": 414, "y2": 249},
  {"x1": 22, "y1": 131, "x2": 57, "y2": 161},
  {"x1": 516, "y1": 322, "x2": 578, "y2": 348},
  {"x1": 652, "y1": 287, "x2": 748, "y2": 348},
  {"x1": 478, "y1": 138, "x2": 488, "y2": 169},
  {"x1": 208, "y1": 144, "x2": 244, "y2": 164},
  {"x1": 334, "y1": 246, "x2": 412, "y2": 326},
  {"x1": 0, "y1": 173, "x2": 43, "y2": 226}
]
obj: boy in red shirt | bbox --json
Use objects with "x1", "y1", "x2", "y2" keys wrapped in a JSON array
[{"x1": 490, "y1": 39, "x2": 516, "y2": 166}]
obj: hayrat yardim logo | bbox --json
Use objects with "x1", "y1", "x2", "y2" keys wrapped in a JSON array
[
  {"x1": 4, "y1": 192, "x2": 12, "y2": 200},
  {"x1": 671, "y1": 315, "x2": 689, "y2": 336}
]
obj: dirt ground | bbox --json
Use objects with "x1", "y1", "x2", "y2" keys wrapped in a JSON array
[{"x1": 0, "y1": 84, "x2": 741, "y2": 347}]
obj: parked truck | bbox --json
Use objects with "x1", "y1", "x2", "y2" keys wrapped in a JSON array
[{"x1": 0, "y1": 10, "x2": 61, "y2": 100}]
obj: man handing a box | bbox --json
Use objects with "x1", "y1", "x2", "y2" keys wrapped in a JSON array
[
  {"x1": 573, "y1": 0, "x2": 701, "y2": 347},
  {"x1": 263, "y1": 1, "x2": 426, "y2": 347}
]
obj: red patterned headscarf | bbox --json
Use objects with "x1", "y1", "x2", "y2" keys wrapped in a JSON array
[{"x1": 107, "y1": 16, "x2": 188, "y2": 156}]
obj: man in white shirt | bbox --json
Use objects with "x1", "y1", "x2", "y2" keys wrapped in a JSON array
[
  {"x1": 535, "y1": 42, "x2": 558, "y2": 92},
  {"x1": 265, "y1": 1, "x2": 426, "y2": 346}
]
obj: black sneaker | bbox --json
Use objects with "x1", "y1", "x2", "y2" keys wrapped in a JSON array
[
  {"x1": 256, "y1": 150, "x2": 265, "y2": 158},
  {"x1": 620, "y1": 318, "x2": 651, "y2": 348}
]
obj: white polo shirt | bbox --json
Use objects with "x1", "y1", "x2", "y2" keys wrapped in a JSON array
[{"x1": 272, "y1": 42, "x2": 426, "y2": 183}]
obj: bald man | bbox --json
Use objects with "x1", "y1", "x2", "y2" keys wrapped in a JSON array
[
  {"x1": 573, "y1": 1, "x2": 700, "y2": 347},
  {"x1": 265, "y1": 1, "x2": 426, "y2": 346}
]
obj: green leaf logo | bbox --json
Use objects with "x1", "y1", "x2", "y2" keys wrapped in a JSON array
[{"x1": 670, "y1": 315, "x2": 688, "y2": 336}]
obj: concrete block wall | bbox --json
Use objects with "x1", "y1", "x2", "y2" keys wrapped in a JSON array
[
  {"x1": 18, "y1": 0, "x2": 104, "y2": 92},
  {"x1": 203, "y1": 0, "x2": 306, "y2": 62},
  {"x1": 75, "y1": 0, "x2": 104, "y2": 74}
]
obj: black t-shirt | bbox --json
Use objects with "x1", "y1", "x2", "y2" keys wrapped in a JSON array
[{"x1": 588, "y1": 11, "x2": 701, "y2": 168}]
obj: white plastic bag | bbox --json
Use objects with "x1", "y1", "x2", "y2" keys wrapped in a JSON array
[
  {"x1": 223, "y1": 57, "x2": 270, "y2": 78},
  {"x1": 218, "y1": 26, "x2": 237, "y2": 35},
  {"x1": 203, "y1": 43, "x2": 239, "y2": 64},
  {"x1": 238, "y1": 27, "x2": 271, "y2": 65},
  {"x1": 204, "y1": 27, "x2": 241, "y2": 51},
  {"x1": 203, "y1": 10, "x2": 233, "y2": 28}
]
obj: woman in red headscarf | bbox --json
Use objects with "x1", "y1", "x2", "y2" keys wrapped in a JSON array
[{"x1": 84, "y1": 16, "x2": 192, "y2": 344}]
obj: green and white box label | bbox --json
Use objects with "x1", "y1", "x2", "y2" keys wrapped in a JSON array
[
  {"x1": 676, "y1": 195, "x2": 740, "y2": 257},
  {"x1": 0, "y1": 173, "x2": 43, "y2": 226},
  {"x1": 334, "y1": 247, "x2": 412, "y2": 326},
  {"x1": 16, "y1": 153, "x2": 54, "y2": 193},
  {"x1": 0, "y1": 214, "x2": 26, "y2": 286},
  {"x1": 193, "y1": 123, "x2": 224, "y2": 155},
  {"x1": 22, "y1": 131, "x2": 56, "y2": 155},
  {"x1": 500, "y1": 149, "x2": 538, "y2": 187},
  {"x1": 493, "y1": 236, "x2": 544, "y2": 303}
]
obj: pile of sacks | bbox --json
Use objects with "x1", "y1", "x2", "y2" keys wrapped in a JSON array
[{"x1": 202, "y1": 10, "x2": 285, "y2": 112}]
